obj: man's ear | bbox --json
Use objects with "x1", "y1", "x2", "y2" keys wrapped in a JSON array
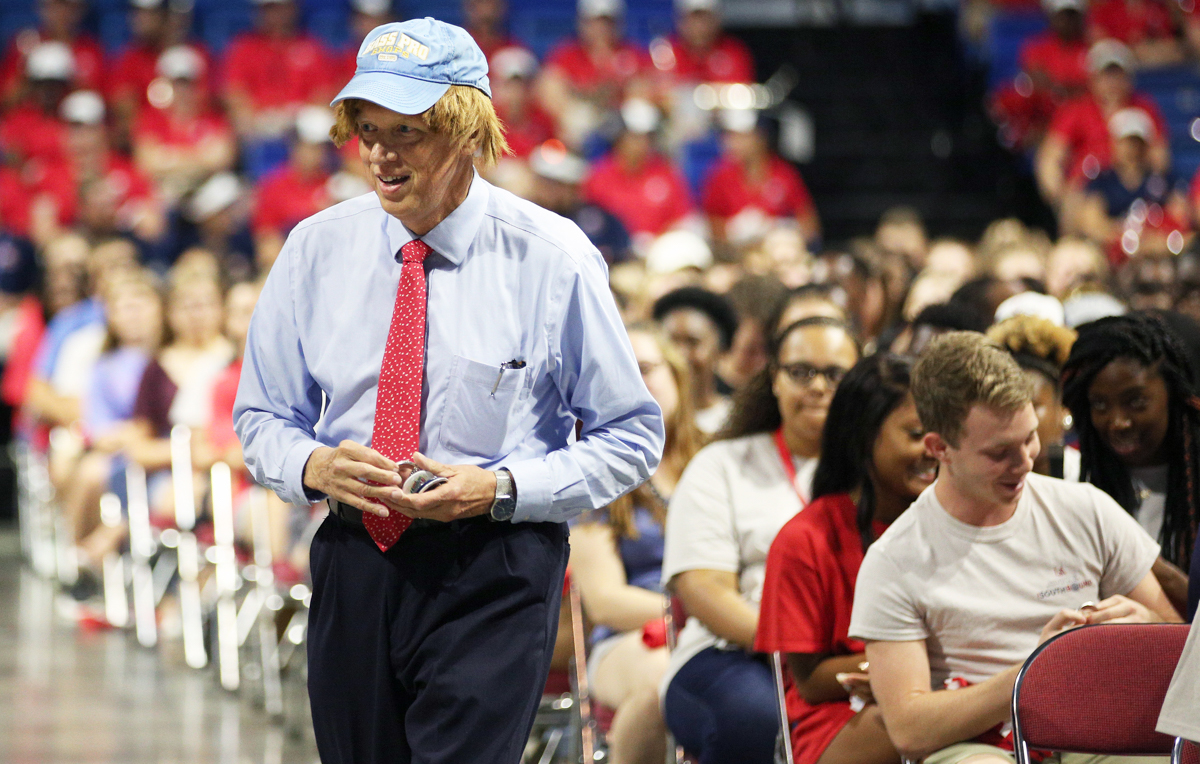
[
  {"x1": 924, "y1": 431, "x2": 950, "y2": 463},
  {"x1": 461, "y1": 129, "x2": 482, "y2": 158}
]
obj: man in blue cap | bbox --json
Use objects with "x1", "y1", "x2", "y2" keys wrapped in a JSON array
[{"x1": 233, "y1": 17, "x2": 664, "y2": 764}]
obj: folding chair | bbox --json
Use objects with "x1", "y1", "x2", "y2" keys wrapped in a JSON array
[
  {"x1": 770, "y1": 653, "x2": 796, "y2": 764},
  {"x1": 1173, "y1": 738, "x2": 1199, "y2": 764},
  {"x1": 209, "y1": 461, "x2": 241, "y2": 691},
  {"x1": 1011, "y1": 623, "x2": 1191, "y2": 764},
  {"x1": 169, "y1": 425, "x2": 208, "y2": 669},
  {"x1": 125, "y1": 462, "x2": 159, "y2": 648}
]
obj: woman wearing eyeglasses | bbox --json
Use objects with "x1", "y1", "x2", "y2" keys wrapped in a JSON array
[{"x1": 661, "y1": 316, "x2": 860, "y2": 764}]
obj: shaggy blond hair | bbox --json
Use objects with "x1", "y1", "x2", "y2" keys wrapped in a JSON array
[
  {"x1": 912, "y1": 331, "x2": 1033, "y2": 446},
  {"x1": 330, "y1": 85, "x2": 509, "y2": 168}
]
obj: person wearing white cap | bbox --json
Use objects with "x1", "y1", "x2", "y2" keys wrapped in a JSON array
[
  {"x1": 703, "y1": 107, "x2": 821, "y2": 247},
  {"x1": 108, "y1": 0, "x2": 173, "y2": 130},
  {"x1": 538, "y1": 0, "x2": 652, "y2": 140},
  {"x1": 233, "y1": 18, "x2": 663, "y2": 764},
  {"x1": 581, "y1": 98, "x2": 697, "y2": 248},
  {"x1": 335, "y1": 0, "x2": 397, "y2": 87},
  {"x1": 656, "y1": 0, "x2": 754, "y2": 87},
  {"x1": 221, "y1": 0, "x2": 335, "y2": 138},
  {"x1": 527, "y1": 140, "x2": 633, "y2": 263},
  {"x1": 131, "y1": 45, "x2": 236, "y2": 206},
  {"x1": 0, "y1": 0, "x2": 104, "y2": 109},
  {"x1": 1035, "y1": 38, "x2": 1169, "y2": 217},
  {"x1": 490, "y1": 46, "x2": 557, "y2": 157},
  {"x1": 0, "y1": 41, "x2": 76, "y2": 170},
  {"x1": 250, "y1": 106, "x2": 336, "y2": 270},
  {"x1": 1077, "y1": 106, "x2": 1189, "y2": 261}
]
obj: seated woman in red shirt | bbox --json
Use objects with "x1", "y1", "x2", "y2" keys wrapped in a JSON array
[{"x1": 756, "y1": 353, "x2": 936, "y2": 764}]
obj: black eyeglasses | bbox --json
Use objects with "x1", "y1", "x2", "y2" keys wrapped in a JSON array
[{"x1": 776, "y1": 362, "x2": 849, "y2": 387}]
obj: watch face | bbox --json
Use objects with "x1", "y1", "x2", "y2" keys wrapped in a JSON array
[{"x1": 490, "y1": 500, "x2": 515, "y2": 521}]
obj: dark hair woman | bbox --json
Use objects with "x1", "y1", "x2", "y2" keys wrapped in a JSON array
[
  {"x1": 757, "y1": 354, "x2": 934, "y2": 764},
  {"x1": 661, "y1": 316, "x2": 860, "y2": 764},
  {"x1": 1061, "y1": 311, "x2": 1199, "y2": 619}
]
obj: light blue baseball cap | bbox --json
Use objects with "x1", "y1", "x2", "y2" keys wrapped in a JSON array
[{"x1": 331, "y1": 18, "x2": 491, "y2": 116}]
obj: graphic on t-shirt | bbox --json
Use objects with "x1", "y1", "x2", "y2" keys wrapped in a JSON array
[{"x1": 1036, "y1": 565, "x2": 1095, "y2": 600}]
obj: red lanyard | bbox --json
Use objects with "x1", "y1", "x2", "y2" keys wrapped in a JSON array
[{"x1": 773, "y1": 427, "x2": 809, "y2": 509}]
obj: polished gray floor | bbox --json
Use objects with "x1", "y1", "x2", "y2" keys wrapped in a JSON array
[{"x1": 0, "y1": 529, "x2": 320, "y2": 764}]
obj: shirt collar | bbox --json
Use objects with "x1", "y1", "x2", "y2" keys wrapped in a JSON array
[{"x1": 384, "y1": 170, "x2": 489, "y2": 267}]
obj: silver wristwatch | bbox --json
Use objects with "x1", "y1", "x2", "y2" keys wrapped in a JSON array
[{"x1": 489, "y1": 469, "x2": 516, "y2": 522}]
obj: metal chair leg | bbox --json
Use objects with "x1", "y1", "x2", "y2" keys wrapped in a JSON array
[
  {"x1": 99, "y1": 492, "x2": 129, "y2": 628},
  {"x1": 126, "y1": 463, "x2": 158, "y2": 648},
  {"x1": 170, "y1": 425, "x2": 207, "y2": 669},
  {"x1": 249, "y1": 486, "x2": 284, "y2": 717},
  {"x1": 210, "y1": 462, "x2": 241, "y2": 691}
]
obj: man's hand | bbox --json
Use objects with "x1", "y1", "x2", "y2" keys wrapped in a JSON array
[
  {"x1": 1083, "y1": 594, "x2": 1160, "y2": 625},
  {"x1": 389, "y1": 452, "x2": 498, "y2": 523},
  {"x1": 1038, "y1": 608, "x2": 1089, "y2": 645},
  {"x1": 303, "y1": 441, "x2": 406, "y2": 518}
]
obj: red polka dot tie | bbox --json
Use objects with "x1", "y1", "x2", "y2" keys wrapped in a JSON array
[{"x1": 363, "y1": 238, "x2": 432, "y2": 552}]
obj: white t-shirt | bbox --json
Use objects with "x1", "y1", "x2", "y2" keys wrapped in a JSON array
[
  {"x1": 1129, "y1": 464, "x2": 1167, "y2": 544},
  {"x1": 661, "y1": 432, "x2": 816, "y2": 691},
  {"x1": 1157, "y1": 620, "x2": 1200, "y2": 739},
  {"x1": 849, "y1": 473, "x2": 1159, "y2": 688},
  {"x1": 694, "y1": 397, "x2": 732, "y2": 435}
]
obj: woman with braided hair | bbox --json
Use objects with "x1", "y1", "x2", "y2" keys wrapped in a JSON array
[{"x1": 1061, "y1": 311, "x2": 1197, "y2": 618}]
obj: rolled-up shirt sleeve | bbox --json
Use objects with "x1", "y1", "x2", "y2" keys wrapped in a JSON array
[
  {"x1": 234, "y1": 241, "x2": 327, "y2": 507},
  {"x1": 506, "y1": 249, "x2": 664, "y2": 523}
]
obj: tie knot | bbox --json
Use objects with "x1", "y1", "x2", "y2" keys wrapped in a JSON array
[{"x1": 401, "y1": 239, "x2": 432, "y2": 264}]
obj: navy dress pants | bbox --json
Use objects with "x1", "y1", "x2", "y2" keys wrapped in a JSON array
[
  {"x1": 307, "y1": 513, "x2": 569, "y2": 764},
  {"x1": 663, "y1": 646, "x2": 780, "y2": 764}
]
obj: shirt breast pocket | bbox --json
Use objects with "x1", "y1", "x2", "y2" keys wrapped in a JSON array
[{"x1": 442, "y1": 355, "x2": 529, "y2": 458}]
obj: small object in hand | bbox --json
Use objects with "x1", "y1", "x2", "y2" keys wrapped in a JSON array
[
  {"x1": 641, "y1": 617, "x2": 667, "y2": 649},
  {"x1": 857, "y1": 661, "x2": 869, "y2": 673},
  {"x1": 1079, "y1": 601, "x2": 1097, "y2": 613},
  {"x1": 403, "y1": 469, "x2": 448, "y2": 494}
]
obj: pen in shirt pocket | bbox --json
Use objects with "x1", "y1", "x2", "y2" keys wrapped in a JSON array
[{"x1": 490, "y1": 359, "x2": 526, "y2": 397}]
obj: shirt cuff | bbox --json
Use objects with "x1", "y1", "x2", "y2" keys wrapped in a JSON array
[
  {"x1": 282, "y1": 438, "x2": 326, "y2": 507},
  {"x1": 506, "y1": 456, "x2": 552, "y2": 523}
]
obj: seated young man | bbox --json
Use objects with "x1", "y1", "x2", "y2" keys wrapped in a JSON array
[{"x1": 849, "y1": 331, "x2": 1181, "y2": 764}]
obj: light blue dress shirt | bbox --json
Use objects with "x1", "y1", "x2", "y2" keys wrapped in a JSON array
[{"x1": 233, "y1": 173, "x2": 664, "y2": 523}]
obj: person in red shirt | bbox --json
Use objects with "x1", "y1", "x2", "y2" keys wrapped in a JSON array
[
  {"x1": 757, "y1": 353, "x2": 935, "y2": 764},
  {"x1": 1088, "y1": 0, "x2": 1184, "y2": 66},
  {"x1": 0, "y1": 41, "x2": 72, "y2": 168},
  {"x1": 58, "y1": 90, "x2": 164, "y2": 244},
  {"x1": 1035, "y1": 39, "x2": 1168, "y2": 225},
  {"x1": 651, "y1": 0, "x2": 755, "y2": 87},
  {"x1": 991, "y1": 0, "x2": 1089, "y2": 152},
  {"x1": 0, "y1": 0, "x2": 104, "y2": 109},
  {"x1": 538, "y1": 0, "x2": 653, "y2": 146},
  {"x1": 221, "y1": 0, "x2": 336, "y2": 139},
  {"x1": 582, "y1": 98, "x2": 697, "y2": 246},
  {"x1": 490, "y1": 46, "x2": 557, "y2": 159},
  {"x1": 703, "y1": 107, "x2": 820, "y2": 247},
  {"x1": 132, "y1": 45, "x2": 236, "y2": 207},
  {"x1": 252, "y1": 106, "x2": 336, "y2": 269}
]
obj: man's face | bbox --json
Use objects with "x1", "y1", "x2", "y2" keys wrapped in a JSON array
[
  {"x1": 1092, "y1": 66, "x2": 1132, "y2": 104},
  {"x1": 356, "y1": 101, "x2": 475, "y2": 233},
  {"x1": 662, "y1": 307, "x2": 722, "y2": 379},
  {"x1": 678, "y1": 9, "x2": 720, "y2": 49},
  {"x1": 931, "y1": 402, "x2": 1039, "y2": 511}
]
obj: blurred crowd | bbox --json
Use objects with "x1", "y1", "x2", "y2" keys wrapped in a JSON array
[{"x1": 5, "y1": 0, "x2": 1200, "y2": 762}]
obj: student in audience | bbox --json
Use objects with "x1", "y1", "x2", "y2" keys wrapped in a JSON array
[
  {"x1": 132, "y1": 45, "x2": 236, "y2": 208},
  {"x1": 582, "y1": 98, "x2": 696, "y2": 246},
  {"x1": 702, "y1": 108, "x2": 820, "y2": 248},
  {"x1": 463, "y1": 0, "x2": 523, "y2": 63},
  {"x1": 123, "y1": 256, "x2": 234, "y2": 520},
  {"x1": 850, "y1": 331, "x2": 1179, "y2": 764},
  {"x1": 539, "y1": 0, "x2": 652, "y2": 145},
  {"x1": 986, "y1": 314, "x2": 1078, "y2": 479},
  {"x1": 489, "y1": 47, "x2": 557, "y2": 159},
  {"x1": 1079, "y1": 107, "x2": 1190, "y2": 263},
  {"x1": 0, "y1": 42, "x2": 74, "y2": 181},
  {"x1": 758, "y1": 353, "x2": 933, "y2": 764},
  {"x1": 661, "y1": 316, "x2": 859, "y2": 764},
  {"x1": 655, "y1": 0, "x2": 755, "y2": 89},
  {"x1": 108, "y1": 0, "x2": 199, "y2": 140},
  {"x1": 1036, "y1": 39, "x2": 1169, "y2": 221},
  {"x1": 221, "y1": 0, "x2": 334, "y2": 140},
  {"x1": 63, "y1": 268, "x2": 164, "y2": 578},
  {"x1": 717, "y1": 274, "x2": 789, "y2": 392},
  {"x1": 652, "y1": 286, "x2": 739, "y2": 435},
  {"x1": 571, "y1": 325, "x2": 704, "y2": 764},
  {"x1": 528, "y1": 141, "x2": 633, "y2": 264},
  {"x1": 251, "y1": 107, "x2": 336, "y2": 269},
  {"x1": 1061, "y1": 311, "x2": 1198, "y2": 612},
  {"x1": 0, "y1": 0, "x2": 104, "y2": 108},
  {"x1": 1087, "y1": 0, "x2": 1184, "y2": 67},
  {"x1": 768, "y1": 284, "x2": 850, "y2": 339}
]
